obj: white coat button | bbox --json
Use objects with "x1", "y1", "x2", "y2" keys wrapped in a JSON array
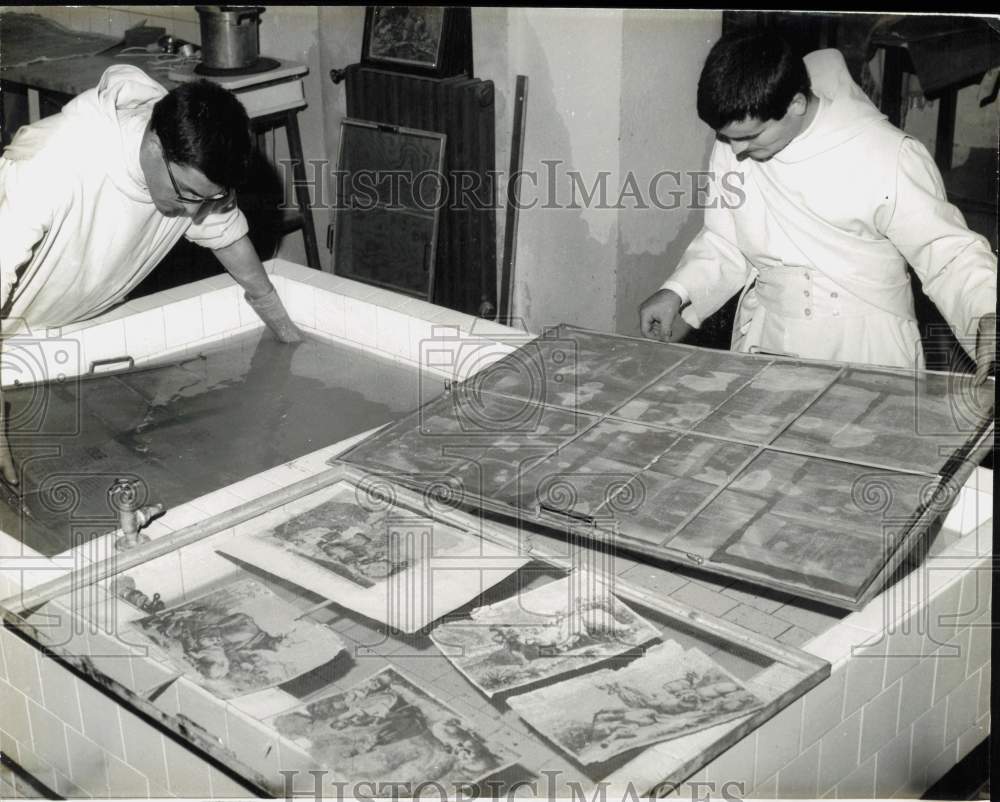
[
  {"x1": 804, "y1": 290, "x2": 810, "y2": 297},
  {"x1": 831, "y1": 291, "x2": 838, "y2": 299},
  {"x1": 804, "y1": 272, "x2": 811, "y2": 280},
  {"x1": 804, "y1": 308, "x2": 812, "y2": 317}
]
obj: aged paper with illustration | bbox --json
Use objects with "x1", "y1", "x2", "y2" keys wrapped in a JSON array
[
  {"x1": 507, "y1": 640, "x2": 764, "y2": 764},
  {"x1": 431, "y1": 572, "x2": 660, "y2": 697},
  {"x1": 267, "y1": 667, "x2": 516, "y2": 790},
  {"x1": 129, "y1": 576, "x2": 345, "y2": 699}
]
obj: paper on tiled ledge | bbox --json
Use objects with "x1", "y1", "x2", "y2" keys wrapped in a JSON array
[{"x1": 218, "y1": 536, "x2": 528, "y2": 634}]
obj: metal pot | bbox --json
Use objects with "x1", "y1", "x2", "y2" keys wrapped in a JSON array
[{"x1": 195, "y1": 6, "x2": 265, "y2": 70}]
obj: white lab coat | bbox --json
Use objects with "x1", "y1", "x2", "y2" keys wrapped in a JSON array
[
  {"x1": 0, "y1": 65, "x2": 248, "y2": 330},
  {"x1": 664, "y1": 49, "x2": 997, "y2": 369}
]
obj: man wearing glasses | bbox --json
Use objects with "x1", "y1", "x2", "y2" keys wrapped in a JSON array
[{"x1": 0, "y1": 65, "x2": 301, "y2": 485}]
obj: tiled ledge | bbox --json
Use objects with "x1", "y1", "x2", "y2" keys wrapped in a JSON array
[{"x1": 2, "y1": 260, "x2": 534, "y2": 390}]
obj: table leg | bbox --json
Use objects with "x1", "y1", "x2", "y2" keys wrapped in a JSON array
[
  {"x1": 284, "y1": 109, "x2": 321, "y2": 271},
  {"x1": 934, "y1": 88, "x2": 957, "y2": 172}
]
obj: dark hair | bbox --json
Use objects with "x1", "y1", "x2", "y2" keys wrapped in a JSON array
[
  {"x1": 150, "y1": 80, "x2": 252, "y2": 189},
  {"x1": 697, "y1": 31, "x2": 811, "y2": 130}
]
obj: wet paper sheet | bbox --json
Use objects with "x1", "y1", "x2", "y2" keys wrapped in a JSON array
[
  {"x1": 266, "y1": 667, "x2": 517, "y2": 793},
  {"x1": 430, "y1": 573, "x2": 660, "y2": 697},
  {"x1": 127, "y1": 576, "x2": 345, "y2": 700},
  {"x1": 217, "y1": 482, "x2": 529, "y2": 633},
  {"x1": 507, "y1": 640, "x2": 764, "y2": 765}
]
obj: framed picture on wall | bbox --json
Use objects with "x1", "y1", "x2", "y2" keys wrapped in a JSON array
[{"x1": 361, "y1": 6, "x2": 473, "y2": 78}]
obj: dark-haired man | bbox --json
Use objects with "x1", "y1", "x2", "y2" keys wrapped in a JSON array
[
  {"x1": 0, "y1": 65, "x2": 301, "y2": 484},
  {"x1": 639, "y1": 32, "x2": 996, "y2": 382}
]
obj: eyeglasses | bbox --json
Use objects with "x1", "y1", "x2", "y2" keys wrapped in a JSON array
[{"x1": 161, "y1": 148, "x2": 231, "y2": 205}]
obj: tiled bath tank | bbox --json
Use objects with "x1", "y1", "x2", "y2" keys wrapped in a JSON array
[{"x1": 0, "y1": 260, "x2": 991, "y2": 798}]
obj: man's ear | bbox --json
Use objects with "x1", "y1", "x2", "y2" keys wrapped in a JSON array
[{"x1": 787, "y1": 92, "x2": 809, "y2": 118}]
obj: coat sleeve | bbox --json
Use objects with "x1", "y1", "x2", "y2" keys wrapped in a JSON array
[
  {"x1": 184, "y1": 201, "x2": 250, "y2": 250},
  {"x1": 661, "y1": 142, "x2": 751, "y2": 327},
  {"x1": 877, "y1": 137, "x2": 997, "y2": 352}
]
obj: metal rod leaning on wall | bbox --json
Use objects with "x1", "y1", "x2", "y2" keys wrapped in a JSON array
[
  {"x1": 1, "y1": 467, "x2": 350, "y2": 616},
  {"x1": 499, "y1": 74, "x2": 528, "y2": 325}
]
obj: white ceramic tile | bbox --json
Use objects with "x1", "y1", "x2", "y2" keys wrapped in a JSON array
[
  {"x1": 859, "y1": 680, "x2": 901, "y2": 761},
  {"x1": 832, "y1": 751, "x2": 875, "y2": 798},
  {"x1": 817, "y1": 708, "x2": 861, "y2": 793},
  {"x1": 36, "y1": 655, "x2": 82, "y2": 733},
  {"x1": 754, "y1": 697, "x2": 802, "y2": 782},
  {"x1": 284, "y1": 279, "x2": 317, "y2": 330},
  {"x1": 896, "y1": 653, "x2": 937, "y2": 734},
  {"x1": 877, "y1": 730, "x2": 914, "y2": 798},
  {"x1": 122, "y1": 308, "x2": 167, "y2": 360},
  {"x1": 977, "y1": 660, "x2": 991, "y2": 720},
  {"x1": 777, "y1": 740, "x2": 820, "y2": 799},
  {"x1": 881, "y1": 618, "x2": 928, "y2": 687},
  {"x1": 163, "y1": 297, "x2": 205, "y2": 350},
  {"x1": 81, "y1": 320, "x2": 128, "y2": 370},
  {"x1": 209, "y1": 766, "x2": 256, "y2": 798},
  {"x1": 926, "y1": 573, "x2": 965, "y2": 642},
  {"x1": 965, "y1": 622, "x2": 990, "y2": 678},
  {"x1": 63, "y1": 726, "x2": 110, "y2": 797},
  {"x1": 313, "y1": 290, "x2": 346, "y2": 339},
  {"x1": 176, "y1": 679, "x2": 229, "y2": 743},
  {"x1": 841, "y1": 649, "x2": 885, "y2": 717},
  {"x1": 163, "y1": 734, "x2": 213, "y2": 797},
  {"x1": 944, "y1": 672, "x2": 980, "y2": 745},
  {"x1": 343, "y1": 296, "x2": 378, "y2": 349},
  {"x1": 803, "y1": 622, "x2": 873, "y2": 667},
  {"x1": 908, "y1": 695, "x2": 948, "y2": 780},
  {"x1": 748, "y1": 772, "x2": 777, "y2": 799},
  {"x1": 200, "y1": 288, "x2": 241, "y2": 338},
  {"x1": 27, "y1": 699, "x2": 71, "y2": 777},
  {"x1": 119, "y1": 708, "x2": 169, "y2": 790},
  {"x1": 801, "y1": 667, "x2": 847, "y2": 748},
  {"x1": 933, "y1": 627, "x2": 971, "y2": 704},
  {"x1": 373, "y1": 306, "x2": 412, "y2": 361},
  {"x1": 698, "y1": 730, "x2": 756, "y2": 794},
  {"x1": 105, "y1": 753, "x2": 151, "y2": 798},
  {"x1": 76, "y1": 681, "x2": 125, "y2": 760},
  {"x1": 957, "y1": 719, "x2": 989, "y2": 764},
  {"x1": 2, "y1": 632, "x2": 44, "y2": 704},
  {"x1": 0, "y1": 728, "x2": 20, "y2": 764},
  {"x1": 223, "y1": 706, "x2": 281, "y2": 779},
  {"x1": 923, "y1": 741, "x2": 958, "y2": 790}
]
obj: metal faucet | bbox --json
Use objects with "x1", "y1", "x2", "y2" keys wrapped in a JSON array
[{"x1": 109, "y1": 479, "x2": 165, "y2": 551}]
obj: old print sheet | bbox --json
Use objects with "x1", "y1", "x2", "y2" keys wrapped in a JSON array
[
  {"x1": 217, "y1": 482, "x2": 529, "y2": 632},
  {"x1": 267, "y1": 667, "x2": 516, "y2": 790},
  {"x1": 507, "y1": 640, "x2": 764, "y2": 765},
  {"x1": 128, "y1": 576, "x2": 345, "y2": 699},
  {"x1": 430, "y1": 572, "x2": 660, "y2": 696}
]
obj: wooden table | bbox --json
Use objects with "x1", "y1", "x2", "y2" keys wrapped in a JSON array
[{"x1": 1, "y1": 46, "x2": 321, "y2": 270}]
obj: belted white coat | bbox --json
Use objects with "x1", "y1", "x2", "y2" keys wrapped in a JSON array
[
  {"x1": 663, "y1": 49, "x2": 997, "y2": 369},
  {"x1": 0, "y1": 65, "x2": 248, "y2": 330}
]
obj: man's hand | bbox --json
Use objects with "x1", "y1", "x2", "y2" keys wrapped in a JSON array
[
  {"x1": 639, "y1": 289, "x2": 692, "y2": 343},
  {"x1": 245, "y1": 288, "x2": 303, "y2": 344},
  {"x1": 214, "y1": 235, "x2": 303, "y2": 343},
  {"x1": 975, "y1": 311, "x2": 996, "y2": 390}
]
